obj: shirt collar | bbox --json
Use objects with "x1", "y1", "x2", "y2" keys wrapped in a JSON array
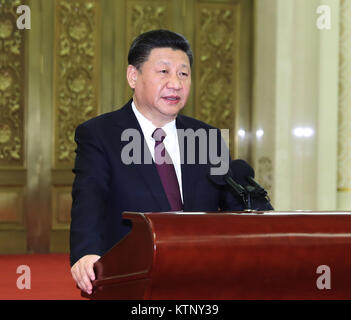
[{"x1": 131, "y1": 100, "x2": 177, "y2": 140}]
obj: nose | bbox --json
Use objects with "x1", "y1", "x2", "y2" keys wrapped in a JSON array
[{"x1": 166, "y1": 72, "x2": 182, "y2": 90}]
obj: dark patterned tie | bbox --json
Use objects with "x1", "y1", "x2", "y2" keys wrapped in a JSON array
[{"x1": 152, "y1": 128, "x2": 183, "y2": 211}]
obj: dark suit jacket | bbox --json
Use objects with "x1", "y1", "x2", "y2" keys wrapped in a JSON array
[{"x1": 69, "y1": 100, "x2": 245, "y2": 266}]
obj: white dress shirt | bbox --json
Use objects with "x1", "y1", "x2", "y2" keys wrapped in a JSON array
[{"x1": 131, "y1": 101, "x2": 183, "y2": 203}]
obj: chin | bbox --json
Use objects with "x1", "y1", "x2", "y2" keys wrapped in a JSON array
[
  {"x1": 165, "y1": 108, "x2": 183, "y2": 118},
  {"x1": 159, "y1": 104, "x2": 184, "y2": 117}
]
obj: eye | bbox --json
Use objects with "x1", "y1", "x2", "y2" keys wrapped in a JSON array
[
  {"x1": 179, "y1": 71, "x2": 189, "y2": 78},
  {"x1": 160, "y1": 69, "x2": 168, "y2": 74}
]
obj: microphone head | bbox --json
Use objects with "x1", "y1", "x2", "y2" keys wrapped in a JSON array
[
  {"x1": 207, "y1": 168, "x2": 231, "y2": 187},
  {"x1": 229, "y1": 159, "x2": 255, "y2": 186}
]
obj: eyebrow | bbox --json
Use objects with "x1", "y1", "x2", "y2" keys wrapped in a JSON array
[{"x1": 156, "y1": 61, "x2": 190, "y2": 69}]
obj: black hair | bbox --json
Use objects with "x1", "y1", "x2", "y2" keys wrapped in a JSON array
[{"x1": 128, "y1": 29, "x2": 193, "y2": 70}]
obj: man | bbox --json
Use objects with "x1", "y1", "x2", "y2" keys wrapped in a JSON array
[{"x1": 70, "y1": 30, "x2": 264, "y2": 295}]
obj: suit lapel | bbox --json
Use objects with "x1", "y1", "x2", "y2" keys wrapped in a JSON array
[
  {"x1": 176, "y1": 116, "x2": 196, "y2": 210},
  {"x1": 113, "y1": 100, "x2": 171, "y2": 211}
]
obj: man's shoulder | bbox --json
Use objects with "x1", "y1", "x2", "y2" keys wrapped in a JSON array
[
  {"x1": 77, "y1": 100, "x2": 132, "y2": 130},
  {"x1": 176, "y1": 114, "x2": 218, "y2": 131}
]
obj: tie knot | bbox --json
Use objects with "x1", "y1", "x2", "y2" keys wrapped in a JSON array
[{"x1": 152, "y1": 128, "x2": 166, "y2": 142}]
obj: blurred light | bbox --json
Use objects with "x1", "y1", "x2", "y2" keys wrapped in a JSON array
[
  {"x1": 304, "y1": 127, "x2": 314, "y2": 137},
  {"x1": 293, "y1": 127, "x2": 314, "y2": 138},
  {"x1": 293, "y1": 127, "x2": 304, "y2": 137},
  {"x1": 256, "y1": 129, "x2": 264, "y2": 138},
  {"x1": 238, "y1": 129, "x2": 246, "y2": 138}
]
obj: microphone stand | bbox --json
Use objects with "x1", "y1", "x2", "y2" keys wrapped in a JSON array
[
  {"x1": 224, "y1": 175, "x2": 251, "y2": 210},
  {"x1": 243, "y1": 185, "x2": 257, "y2": 212}
]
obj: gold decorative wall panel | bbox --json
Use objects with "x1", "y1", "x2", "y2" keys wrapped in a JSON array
[
  {"x1": 0, "y1": 187, "x2": 23, "y2": 225},
  {"x1": 195, "y1": 2, "x2": 240, "y2": 156},
  {"x1": 50, "y1": 185, "x2": 72, "y2": 252},
  {"x1": 125, "y1": 0, "x2": 172, "y2": 100},
  {"x1": 0, "y1": 0, "x2": 25, "y2": 168},
  {"x1": 52, "y1": 186, "x2": 72, "y2": 230},
  {"x1": 126, "y1": 0, "x2": 171, "y2": 47},
  {"x1": 54, "y1": 0, "x2": 100, "y2": 169}
]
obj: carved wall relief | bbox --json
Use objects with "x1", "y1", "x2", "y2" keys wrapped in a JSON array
[
  {"x1": 54, "y1": 0, "x2": 100, "y2": 169},
  {"x1": 0, "y1": 0, "x2": 25, "y2": 167}
]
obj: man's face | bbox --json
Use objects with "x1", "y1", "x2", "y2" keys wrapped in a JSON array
[{"x1": 127, "y1": 47, "x2": 191, "y2": 125}]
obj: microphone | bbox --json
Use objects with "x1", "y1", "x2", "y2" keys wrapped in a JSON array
[
  {"x1": 207, "y1": 167, "x2": 249, "y2": 208},
  {"x1": 229, "y1": 159, "x2": 273, "y2": 210}
]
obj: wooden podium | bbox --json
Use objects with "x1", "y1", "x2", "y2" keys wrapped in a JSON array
[{"x1": 83, "y1": 211, "x2": 351, "y2": 299}]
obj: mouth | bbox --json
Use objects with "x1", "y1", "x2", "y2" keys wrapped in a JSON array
[{"x1": 162, "y1": 95, "x2": 181, "y2": 104}]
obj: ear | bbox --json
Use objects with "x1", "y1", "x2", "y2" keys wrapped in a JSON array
[{"x1": 126, "y1": 65, "x2": 138, "y2": 89}]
